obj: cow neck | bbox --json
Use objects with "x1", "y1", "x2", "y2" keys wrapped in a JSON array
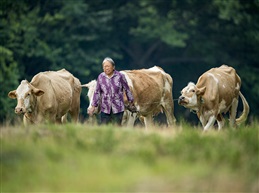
[
  {"x1": 24, "y1": 113, "x2": 35, "y2": 124},
  {"x1": 24, "y1": 95, "x2": 38, "y2": 123},
  {"x1": 191, "y1": 96, "x2": 204, "y2": 116}
]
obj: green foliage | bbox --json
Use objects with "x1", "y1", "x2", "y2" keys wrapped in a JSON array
[
  {"x1": 238, "y1": 66, "x2": 259, "y2": 116},
  {"x1": 0, "y1": 46, "x2": 20, "y2": 122},
  {"x1": 130, "y1": 1, "x2": 188, "y2": 47},
  {"x1": 1, "y1": 123, "x2": 258, "y2": 192}
]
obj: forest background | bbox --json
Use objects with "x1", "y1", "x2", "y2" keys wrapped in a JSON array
[{"x1": 1, "y1": 0, "x2": 258, "y2": 124}]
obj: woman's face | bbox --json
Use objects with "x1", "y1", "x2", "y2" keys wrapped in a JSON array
[{"x1": 103, "y1": 61, "x2": 115, "y2": 77}]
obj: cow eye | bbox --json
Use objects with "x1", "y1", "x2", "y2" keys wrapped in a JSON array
[{"x1": 191, "y1": 90, "x2": 195, "y2": 92}]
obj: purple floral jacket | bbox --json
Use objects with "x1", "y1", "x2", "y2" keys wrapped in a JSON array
[{"x1": 92, "y1": 70, "x2": 134, "y2": 114}]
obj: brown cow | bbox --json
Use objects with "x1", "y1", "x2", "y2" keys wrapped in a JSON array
[
  {"x1": 178, "y1": 65, "x2": 249, "y2": 131},
  {"x1": 82, "y1": 66, "x2": 176, "y2": 128},
  {"x1": 8, "y1": 69, "x2": 81, "y2": 124}
]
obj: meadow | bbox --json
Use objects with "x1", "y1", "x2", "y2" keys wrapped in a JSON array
[{"x1": 1, "y1": 121, "x2": 258, "y2": 192}]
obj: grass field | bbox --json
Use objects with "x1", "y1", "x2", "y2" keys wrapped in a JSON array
[{"x1": 1, "y1": 122, "x2": 258, "y2": 192}]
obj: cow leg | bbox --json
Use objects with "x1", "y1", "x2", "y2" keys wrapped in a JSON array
[
  {"x1": 144, "y1": 115, "x2": 153, "y2": 130},
  {"x1": 123, "y1": 110, "x2": 137, "y2": 128},
  {"x1": 56, "y1": 118, "x2": 62, "y2": 124},
  {"x1": 23, "y1": 115, "x2": 29, "y2": 125},
  {"x1": 203, "y1": 116, "x2": 216, "y2": 131},
  {"x1": 62, "y1": 114, "x2": 68, "y2": 123},
  {"x1": 199, "y1": 114, "x2": 206, "y2": 128},
  {"x1": 69, "y1": 108, "x2": 80, "y2": 122},
  {"x1": 216, "y1": 114, "x2": 225, "y2": 130},
  {"x1": 127, "y1": 113, "x2": 137, "y2": 127},
  {"x1": 121, "y1": 110, "x2": 136, "y2": 128},
  {"x1": 121, "y1": 111, "x2": 129, "y2": 126},
  {"x1": 229, "y1": 98, "x2": 238, "y2": 128},
  {"x1": 162, "y1": 105, "x2": 176, "y2": 126},
  {"x1": 121, "y1": 111, "x2": 128, "y2": 126}
]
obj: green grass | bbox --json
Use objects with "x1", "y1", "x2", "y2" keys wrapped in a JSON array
[{"x1": 1, "y1": 123, "x2": 258, "y2": 192}]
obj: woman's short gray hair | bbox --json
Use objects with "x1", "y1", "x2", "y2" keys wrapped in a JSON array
[{"x1": 102, "y1": 57, "x2": 115, "y2": 66}]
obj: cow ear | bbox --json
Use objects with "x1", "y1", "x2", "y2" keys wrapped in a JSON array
[
  {"x1": 8, "y1": 90, "x2": 17, "y2": 99},
  {"x1": 33, "y1": 88, "x2": 45, "y2": 96},
  {"x1": 196, "y1": 86, "x2": 206, "y2": 96}
]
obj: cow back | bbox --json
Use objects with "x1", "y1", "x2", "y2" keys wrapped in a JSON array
[
  {"x1": 30, "y1": 70, "x2": 78, "y2": 120},
  {"x1": 197, "y1": 65, "x2": 241, "y2": 109},
  {"x1": 123, "y1": 67, "x2": 175, "y2": 118},
  {"x1": 123, "y1": 70, "x2": 162, "y2": 115}
]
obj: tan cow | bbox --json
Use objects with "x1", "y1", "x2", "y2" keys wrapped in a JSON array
[
  {"x1": 8, "y1": 69, "x2": 81, "y2": 124},
  {"x1": 82, "y1": 66, "x2": 176, "y2": 128},
  {"x1": 178, "y1": 65, "x2": 249, "y2": 131}
]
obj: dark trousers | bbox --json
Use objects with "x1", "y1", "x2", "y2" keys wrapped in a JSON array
[{"x1": 100, "y1": 111, "x2": 124, "y2": 126}]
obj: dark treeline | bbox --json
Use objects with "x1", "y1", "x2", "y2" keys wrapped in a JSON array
[{"x1": 1, "y1": 0, "x2": 258, "y2": 124}]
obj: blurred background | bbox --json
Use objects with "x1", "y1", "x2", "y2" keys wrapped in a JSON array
[{"x1": 1, "y1": 0, "x2": 258, "y2": 124}]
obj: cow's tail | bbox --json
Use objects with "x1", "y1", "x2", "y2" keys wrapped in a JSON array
[{"x1": 236, "y1": 91, "x2": 250, "y2": 125}]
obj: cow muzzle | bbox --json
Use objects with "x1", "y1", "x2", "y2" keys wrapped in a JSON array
[
  {"x1": 178, "y1": 96, "x2": 188, "y2": 106},
  {"x1": 15, "y1": 107, "x2": 26, "y2": 114}
]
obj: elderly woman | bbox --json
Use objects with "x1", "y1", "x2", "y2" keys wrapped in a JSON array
[{"x1": 88, "y1": 57, "x2": 135, "y2": 125}]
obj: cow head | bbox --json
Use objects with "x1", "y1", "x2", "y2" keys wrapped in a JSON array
[
  {"x1": 178, "y1": 82, "x2": 206, "y2": 109},
  {"x1": 8, "y1": 80, "x2": 44, "y2": 114},
  {"x1": 81, "y1": 80, "x2": 100, "y2": 115}
]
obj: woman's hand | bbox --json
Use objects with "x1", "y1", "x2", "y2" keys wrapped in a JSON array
[
  {"x1": 87, "y1": 106, "x2": 96, "y2": 116},
  {"x1": 127, "y1": 102, "x2": 137, "y2": 113}
]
